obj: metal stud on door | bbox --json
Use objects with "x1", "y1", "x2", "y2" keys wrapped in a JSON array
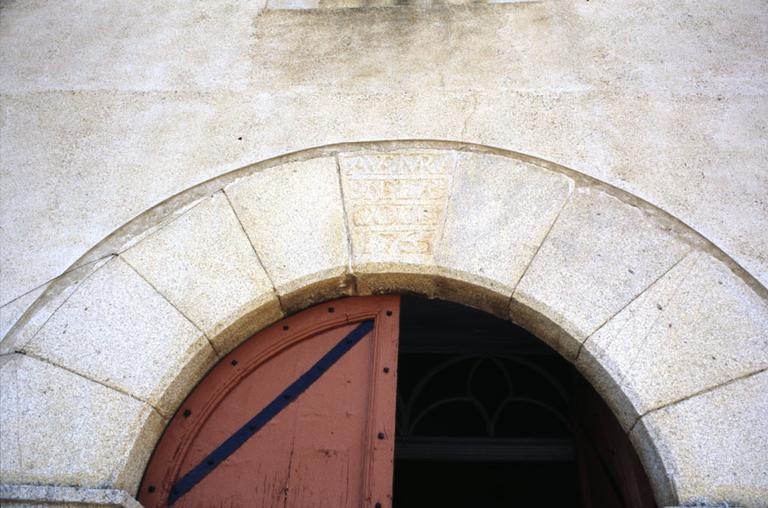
[{"x1": 139, "y1": 296, "x2": 400, "y2": 507}]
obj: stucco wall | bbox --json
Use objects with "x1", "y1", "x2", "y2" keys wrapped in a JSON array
[{"x1": 1, "y1": 0, "x2": 767, "y2": 334}]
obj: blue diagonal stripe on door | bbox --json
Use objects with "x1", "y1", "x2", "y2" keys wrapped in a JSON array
[{"x1": 168, "y1": 319, "x2": 375, "y2": 505}]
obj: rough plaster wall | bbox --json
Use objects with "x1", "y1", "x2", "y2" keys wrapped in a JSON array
[{"x1": 1, "y1": 0, "x2": 767, "y2": 330}]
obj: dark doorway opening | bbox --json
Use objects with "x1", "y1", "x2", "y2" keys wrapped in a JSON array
[{"x1": 393, "y1": 296, "x2": 656, "y2": 508}]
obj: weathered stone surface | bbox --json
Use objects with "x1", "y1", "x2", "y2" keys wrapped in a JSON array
[
  {"x1": 0, "y1": 485, "x2": 142, "y2": 508},
  {"x1": 0, "y1": 257, "x2": 112, "y2": 354},
  {"x1": 0, "y1": 91, "x2": 249, "y2": 309},
  {"x1": 22, "y1": 257, "x2": 217, "y2": 417},
  {"x1": 122, "y1": 192, "x2": 282, "y2": 355},
  {"x1": 0, "y1": 1, "x2": 266, "y2": 94},
  {"x1": 436, "y1": 152, "x2": 573, "y2": 314},
  {"x1": 340, "y1": 150, "x2": 456, "y2": 268},
  {"x1": 2, "y1": 1, "x2": 768, "y2": 314},
  {"x1": 578, "y1": 251, "x2": 768, "y2": 430},
  {"x1": 662, "y1": 506, "x2": 743, "y2": 508},
  {"x1": 225, "y1": 157, "x2": 350, "y2": 311},
  {"x1": 0, "y1": 286, "x2": 44, "y2": 342},
  {"x1": 339, "y1": 150, "x2": 455, "y2": 295},
  {"x1": 631, "y1": 370, "x2": 768, "y2": 507},
  {"x1": 0, "y1": 355, "x2": 164, "y2": 493},
  {"x1": 512, "y1": 187, "x2": 691, "y2": 358},
  {"x1": 0, "y1": 0, "x2": 767, "y2": 503},
  {"x1": 265, "y1": 0, "x2": 526, "y2": 9}
]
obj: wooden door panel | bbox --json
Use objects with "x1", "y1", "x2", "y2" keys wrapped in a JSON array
[{"x1": 140, "y1": 297, "x2": 400, "y2": 508}]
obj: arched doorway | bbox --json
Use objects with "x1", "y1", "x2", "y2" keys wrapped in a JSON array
[
  {"x1": 0, "y1": 144, "x2": 768, "y2": 506},
  {"x1": 393, "y1": 296, "x2": 654, "y2": 508},
  {"x1": 138, "y1": 296, "x2": 654, "y2": 507},
  {"x1": 4, "y1": 142, "x2": 765, "y2": 507}
]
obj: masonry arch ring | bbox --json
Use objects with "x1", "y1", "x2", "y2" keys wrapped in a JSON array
[{"x1": 2, "y1": 140, "x2": 766, "y2": 507}]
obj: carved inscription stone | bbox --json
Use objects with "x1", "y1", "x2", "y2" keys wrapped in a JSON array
[{"x1": 339, "y1": 151, "x2": 456, "y2": 267}]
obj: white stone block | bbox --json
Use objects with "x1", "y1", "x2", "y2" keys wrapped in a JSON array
[
  {"x1": 631, "y1": 370, "x2": 768, "y2": 507},
  {"x1": 513, "y1": 187, "x2": 690, "y2": 358},
  {"x1": 437, "y1": 152, "x2": 573, "y2": 314},
  {"x1": 22, "y1": 257, "x2": 217, "y2": 417},
  {"x1": 339, "y1": 150, "x2": 457, "y2": 297},
  {"x1": 0, "y1": 355, "x2": 164, "y2": 493},
  {"x1": 225, "y1": 157, "x2": 351, "y2": 311},
  {"x1": 579, "y1": 251, "x2": 768, "y2": 430},
  {"x1": 122, "y1": 192, "x2": 282, "y2": 355}
]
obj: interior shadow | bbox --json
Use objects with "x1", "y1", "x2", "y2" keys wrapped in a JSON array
[{"x1": 392, "y1": 296, "x2": 656, "y2": 508}]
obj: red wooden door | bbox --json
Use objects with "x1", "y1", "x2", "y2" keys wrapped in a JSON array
[{"x1": 139, "y1": 296, "x2": 400, "y2": 508}]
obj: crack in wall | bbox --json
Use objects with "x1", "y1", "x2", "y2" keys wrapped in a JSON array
[{"x1": 334, "y1": 153, "x2": 358, "y2": 295}]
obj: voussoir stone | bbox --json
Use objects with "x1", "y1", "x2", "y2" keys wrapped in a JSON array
[
  {"x1": 578, "y1": 250, "x2": 768, "y2": 431},
  {"x1": 512, "y1": 186, "x2": 691, "y2": 359},
  {"x1": 338, "y1": 150, "x2": 457, "y2": 297},
  {"x1": 631, "y1": 370, "x2": 768, "y2": 507},
  {"x1": 121, "y1": 191, "x2": 282, "y2": 356},
  {"x1": 0, "y1": 355, "x2": 164, "y2": 493},
  {"x1": 436, "y1": 152, "x2": 574, "y2": 316},
  {"x1": 22, "y1": 257, "x2": 217, "y2": 418},
  {"x1": 224, "y1": 157, "x2": 351, "y2": 312},
  {"x1": 0, "y1": 257, "x2": 112, "y2": 354}
]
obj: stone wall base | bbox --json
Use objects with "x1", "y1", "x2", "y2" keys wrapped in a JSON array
[{"x1": 0, "y1": 485, "x2": 141, "y2": 508}]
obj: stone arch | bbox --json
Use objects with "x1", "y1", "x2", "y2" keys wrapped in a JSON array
[{"x1": 1, "y1": 141, "x2": 766, "y2": 507}]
